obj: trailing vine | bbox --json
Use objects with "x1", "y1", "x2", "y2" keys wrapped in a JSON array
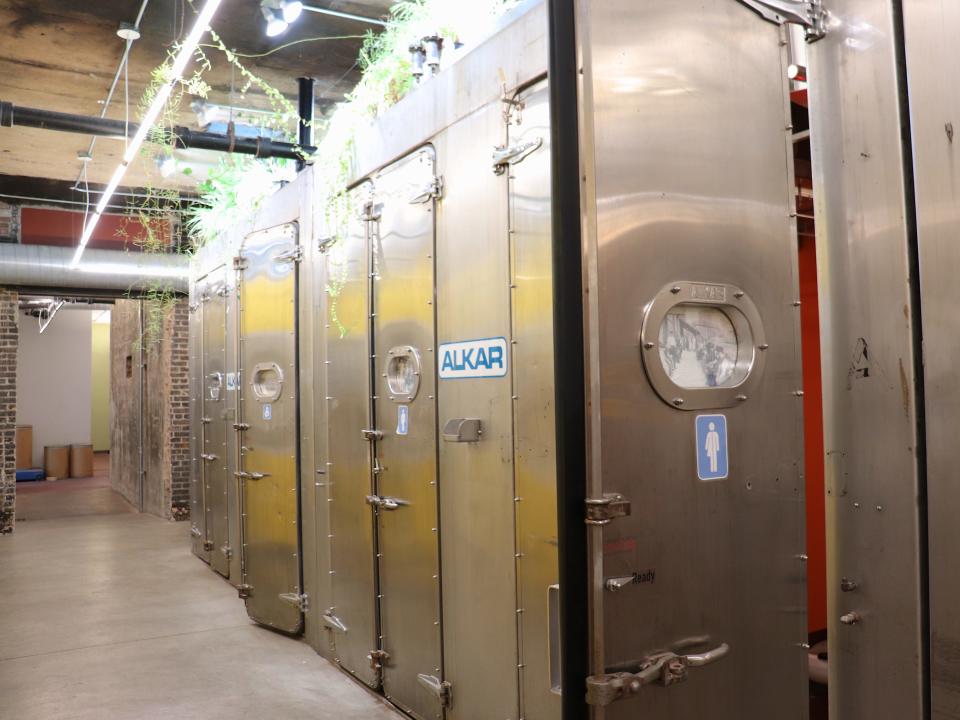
[{"x1": 122, "y1": 0, "x2": 518, "y2": 344}]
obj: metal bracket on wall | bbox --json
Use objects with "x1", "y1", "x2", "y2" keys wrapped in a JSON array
[
  {"x1": 417, "y1": 674, "x2": 453, "y2": 708},
  {"x1": 279, "y1": 592, "x2": 309, "y2": 613},
  {"x1": 736, "y1": 0, "x2": 827, "y2": 40},
  {"x1": 585, "y1": 493, "x2": 632, "y2": 525}
]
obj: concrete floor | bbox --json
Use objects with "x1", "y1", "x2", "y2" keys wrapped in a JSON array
[
  {"x1": 15, "y1": 452, "x2": 134, "y2": 521},
  {"x1": 0, "y1": 509, "x2": 400, "y2": 719}
]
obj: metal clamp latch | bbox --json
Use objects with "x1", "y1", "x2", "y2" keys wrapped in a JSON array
[
  {"x1": 492, "y1": 137, "x2": 543, "y2": 175},
  {"x1": 203, "y1": 540, "x2": 215, "y2": 551},
  {"x1": 274, "y1": 246, "x2": 303, "y2": 264},
  {"x1": 361, "y1": 428, "x2": 383, "y2": 441},
  {"x1": 237, "y1": 583, "x2": 253, "y2": 599},
  {"x1": 442, "y1": 418, "x2": 482, "y2": 443},
  {"x1": 233, "y1": 422, "x2": 250, "y2": 431},
  {"x1": 322, "y1": 610, "x2": 348, "y2": 633},
  {"x1": 190, "y1": 525, "x2": 202, "y2": 538},
  {"x1": 366, "y1": 494, "x2": 405, "y2": 511},
  {"x1": 585, "y1": 493, "x2": 632, "y2": 525},
  {"x1": 201, "y1": 416, "x2": 212, "y2": 425},
  {"x1": 737, "y1": 0, "x2": 827, "y2": 40},
  {"x1": 409, "y1": 176, "x2": 444, "y2": 203},
  {"x1": 417, "y1": 674, "x2": 453, "y2": 708},
  {"x1": 200, "y1": 453, "x2": 218, "y2": 462},
  {"x1": 279, "y1": 592, "x2": 309, "y2": 612},
  {"x1": 586, "y1": 640, "x2": 730, "y2": 706},
  {"x1": 233, "y1": 471, "x2": 269, "y2": 480}
]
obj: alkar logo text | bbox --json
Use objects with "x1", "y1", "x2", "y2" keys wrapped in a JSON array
[{"x1": 439, "y1": 337, "x2": 508, "y2": 380}]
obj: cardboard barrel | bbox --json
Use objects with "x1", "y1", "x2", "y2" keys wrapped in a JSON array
[
  {"x1": 69, "y1": 444, "x2": 94, "y2": 478},
  {"x1": 15, "y1": 425, "x2": 32, "y2": 469},
  {"x1": 43, "y1": 445, "x2": 69, "y2": 480}
]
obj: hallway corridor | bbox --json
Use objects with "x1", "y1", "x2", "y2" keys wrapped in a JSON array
[{"x1": 0, "y1": 512, "x2": 399, "y2": 720}]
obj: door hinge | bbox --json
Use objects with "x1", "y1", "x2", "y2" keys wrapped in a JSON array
[
  {"x1": 279, "y1": 592, "x2": 309, "y2": 613},
  {"x1": 188, "y1": 302, "x2": 200, "y2": 313},
  {"x1": 201, "y1": 416, "x2": 212, "y2": 425},
  {"x1": 361, "y1": 428, "x2": 384, "y2": 441},
  {"x1": 203, "y1": 540, "x2": 215, "y2": 551},
  {"x1": 190, "y1": 525, "x2": 202, "y2": 538},
  {"x1": 275, "y1": 246, "x2": 303, "y2": 264},
  {"x1": 368, "y1": 649, "x2": 390, "y2": 672},
  {"x1": 220, "y1": 544, "x2": 233, "y2": 560},
  {"x1": 322, "y1": 609, "x2": 348, "y2": 633},
  {"x1": 362, "y1": 202, "x2": 382, "y2": 223},
  {"x1": 418, "y1": 674, "x2": 452, "y2": 708},
  {"x1": 233, "y1": 255, "x2": 248, "y2": 271},
  {"x1": 200, "y1": 453, "x2": 218, "y2": 462},
  {"x1": 237, "y1": 583, "x2": 253, "y2": 599},
  {"x1": 585, "y1": 493, "x2": 632, "y2": 526},
  {"x1": 737, "y1": 0, "x2": 827, "y2": 40},
  {"x1": 409, "y1": 176, "x2": 444, "y2": 203},
  {"x1": 492, "y1": 137, "x2": 543, "y2": 175},
  {"x1": 585, "y1": 641, "x2": 730, "y2": 706}
]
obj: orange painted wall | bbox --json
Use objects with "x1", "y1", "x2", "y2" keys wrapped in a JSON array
[
  {"x1": 19, "y1": 206, "x2": 170, "y2": 250},
  {"x1": 799, "y1": 232, "x2": 827, "y2": 634}
]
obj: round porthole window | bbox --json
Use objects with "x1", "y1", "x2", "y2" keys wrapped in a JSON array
[
  {"x1": 641, "y1": 282, "x2": 766, "y2": 410},
  {"x1": 386, "y1": 346, "x2": 422, "y2": 403}
]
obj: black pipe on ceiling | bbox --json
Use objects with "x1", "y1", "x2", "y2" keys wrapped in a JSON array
[
  {"x1": 0, "y1": 100, "x2": 316, "y2": 161},
  {"x1": 297, "y1": 77, "x2": 315, "y2": 172}
]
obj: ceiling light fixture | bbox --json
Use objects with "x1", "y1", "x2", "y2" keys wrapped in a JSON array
[
  {"x1": 259, "y1": 0, "x2": 385, "y2": 36},
  {"x1": 71, "y1": 0, "x2": 224, "y2": 268}
]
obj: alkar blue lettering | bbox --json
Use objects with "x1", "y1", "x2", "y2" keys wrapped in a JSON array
[{"x1": 438, "y1": 337, "x2": 509, "y2": 379}]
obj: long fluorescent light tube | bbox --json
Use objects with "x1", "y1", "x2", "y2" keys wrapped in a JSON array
[{"x1": 72, "y1": 0, "x2": 224, "y2": 267}]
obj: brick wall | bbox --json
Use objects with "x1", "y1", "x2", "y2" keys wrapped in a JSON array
[
  {"x1": 167, "y1": 300, "x2": 191, "y2": 515},
  {"x1": 0, "y1": 289, "x2": 17, "y2": 532}
]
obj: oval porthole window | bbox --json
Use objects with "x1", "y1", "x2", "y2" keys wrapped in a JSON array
[
  {"x1": 640, "y1": 282, "x2": 766, "y2": 410},
  {"x1": 386, "y1": 346, "x2": 422, "y2": 403},
  {"x1": 658, "y1": 304, "x2": 750, "y2": 389}
]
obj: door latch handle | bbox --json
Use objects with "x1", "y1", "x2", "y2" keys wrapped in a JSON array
[
  {"x1": 248, "y1": 472, "x2": 270, "y2": 481},
  {"x1": 586, "y1": 641, "x2": 730, "y2": 706},
  {"x1": 366, "y1": 494, "x2": 405, "y2": 510},
  {"x1": 604, "y1": 576, "x2": 634, "y2": 592},
  {"x1": 361, "y1": 428, "x2": 383, "y2": 441},
  {"x1": 200, "y1": 453, "x2": 218, "y2": 462},
  {"x1": 492, "y1": 137, "x2": 543, "y2": 175}
]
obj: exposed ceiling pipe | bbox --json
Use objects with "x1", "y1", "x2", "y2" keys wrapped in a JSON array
[
  {"x1": 0, "y1": 244, "x2": 188, "y2": 294},
  {"x1": 0, "y1": 101, "x2": 315, "y2": 161},
  {"x1": 297, "y1": 77, "x2": 315, "y2": 172}
]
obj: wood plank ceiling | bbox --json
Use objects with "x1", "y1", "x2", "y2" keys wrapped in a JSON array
[{"x1": 0, "y1": 0, "x2": 392, "y2": 192}]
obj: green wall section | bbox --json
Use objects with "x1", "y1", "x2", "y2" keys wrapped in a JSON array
[{"x1": 91, "y1": 321, "x2": 111, "y2": 452}]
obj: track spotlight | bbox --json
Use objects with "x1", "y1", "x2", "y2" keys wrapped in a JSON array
[
  {"x1": 282, "y1": 1, "x2": 303, "y2": 23},
  {"x1": 260, "y1": 0, "x2": 302, "y2": 36}
]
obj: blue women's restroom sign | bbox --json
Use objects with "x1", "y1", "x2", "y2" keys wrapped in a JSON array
[
  {"x1": 396, "y1": 405, "x2": 409, "y2": 436},
  {"x1": 696, "y1": 414, "x2": 729, "y2": 481}
]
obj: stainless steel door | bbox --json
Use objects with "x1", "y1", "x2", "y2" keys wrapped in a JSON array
[
  {"x1": 903, "y1": 3, "x2": 959, "y2": 718},
  {"x1": 326, "y1": 183, "x2": 379, "y2": 686},
  {"x1": 201, "y1": 266, "x2": 230, "y2": 577},
  {"x1": 807, "y1": 2, "x2": 927, "y2": 718},
  {"x1": 507, "y1": 80, "x2": 560, "y2": 720},
  {"x1": 189, "y1": 279, "x2": 209, "y2": 563},
  {"x1": 237, "y1": 223, "x2": 302, "y2": 634},
  {"x1": 371, "y1": 148, "x2": 443, "y2": 720},
  {"x1": 577, "y1": 1, "x2": 807, "y2": 716}
]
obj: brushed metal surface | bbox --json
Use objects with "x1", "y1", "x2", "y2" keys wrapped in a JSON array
[
  {"x1": 202, "y1": 266, "x2": 230, "y2": 578},
  {"x1": 577, "y1": 0, "x2": 807, "y2": 717},
  {"x1": 326, "y1": 183, "x2": 379, "y2": 687},
  {"x1": 372, "y1": 147, "x2": 443, "y2": 720},
  {"x1": 808, "y1": 2, "x2": 927, "y2": 718},
  {"x1": 508, "y1": 79, "x2": 560, "y2": 720},
  {"x1": 189, "y1": 276, "x2": 210, "y2": 564},
  {"x1": 435, "y1": 102, "x2": 520, "y2": 720},
  {"x1": 902, "y1": 3, "x2": 958, "y2": 717},
  {"x1": 238, "y1": 223, "x2": 303, "y2": 634}
]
